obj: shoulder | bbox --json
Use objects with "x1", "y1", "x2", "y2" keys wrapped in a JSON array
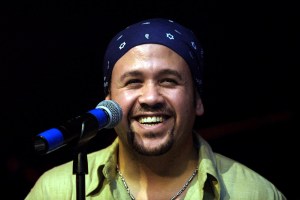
[
  {"x1": 214, "y1": 153, "x2": 286, "y2": 199},
  {"x1": 25, "y1": 139, "x2": 119, "y2": 199},
  {"x1": 25, "y1": 160, "x2": 75, "y2": 199},
  {"x1": 38, "y1": 139, "x2": 118, "y2": 183}
]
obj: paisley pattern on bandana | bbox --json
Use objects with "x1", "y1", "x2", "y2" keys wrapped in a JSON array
[{"x1": 103, "y1": 18, "x2": 204, "y2": 96}]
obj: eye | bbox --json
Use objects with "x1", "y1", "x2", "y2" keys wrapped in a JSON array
[
  {"x1": 160, "y1": 78, "x2": 178, "y2": 86},
  {"x1": 125, "y1": 79, "x2": 142, "y2": 87}
]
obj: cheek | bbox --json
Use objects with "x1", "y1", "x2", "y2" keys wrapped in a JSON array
[
  {"x1": 112, "y1": 90, "x2": 137, "y2": 104},
  {"x1": 173, "y1": 90, "x2": 196, "y2": 116},
  {"x1": 111, "y1": 90, "x2": 138, "y2": 119}
]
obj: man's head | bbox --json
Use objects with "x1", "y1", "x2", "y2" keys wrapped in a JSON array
[
  {"x1": 103, "y1": 18, "x2": 204, "y2": 97},
  {"x1": 102, "y1": 18, "x2": 204, "y2": 155}
]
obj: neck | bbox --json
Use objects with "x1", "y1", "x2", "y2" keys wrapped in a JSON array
[
  {"x1": 117, "y1": 137, "x2": 199, "y2": 200},
  {"x1": 118, "y1": 135, "x2": 198, "y2": 175}
]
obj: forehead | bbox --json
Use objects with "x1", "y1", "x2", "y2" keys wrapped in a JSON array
[{"x1": 112, "y1": 44, "x2": 190, "y2": 75}]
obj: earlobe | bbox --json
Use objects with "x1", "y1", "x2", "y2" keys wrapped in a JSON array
[
  {"x1": 195, "y1": 93, "x2": 204, "y2": 116},
  {"x1": 105, "y1": 95, "x2": 111, "y2": 100}
]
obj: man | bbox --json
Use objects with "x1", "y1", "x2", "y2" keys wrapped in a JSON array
[{"x1": 26, "y1": 18, "x2": 286, "y2": 199}]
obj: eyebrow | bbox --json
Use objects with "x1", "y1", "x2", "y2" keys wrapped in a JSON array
[
  {"x1": 120, "y1": 69, "x2": 183, "y2": 81},
  {"x1": 120, "y1": 70, "x2": 143, "y2": 81}
]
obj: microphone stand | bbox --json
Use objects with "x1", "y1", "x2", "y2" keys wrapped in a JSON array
[
  {"x1": 73, "y1": 119, "x2": 97, "y2": 200},
  {"x1": 73, "y1": 148, "x2": 87, "y2": 200}
]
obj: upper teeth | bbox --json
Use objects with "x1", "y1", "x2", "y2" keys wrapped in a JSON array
[{"x1": 139, "y1": 116, "x2": 163, "y2": 124}]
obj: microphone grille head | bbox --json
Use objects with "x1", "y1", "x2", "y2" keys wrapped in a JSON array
[{"x1": 96, "y1": 100, "x2": 123, "y2": 129}]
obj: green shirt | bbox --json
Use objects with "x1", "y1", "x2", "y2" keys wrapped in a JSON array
[{"x1": 25, "y1": 134, "x2": 286, "y2": 200}]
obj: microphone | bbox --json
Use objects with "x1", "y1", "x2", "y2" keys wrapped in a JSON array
[{"x1": 33, "y1": 100, "x2": 122, "y2": 155}]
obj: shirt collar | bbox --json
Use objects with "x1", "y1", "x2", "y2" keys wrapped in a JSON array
[
  {"x1": 86, "y1": 134, "x2": 227, "y2": 198},
  {"x1": 194, "y1": 132, "x2": 228, "y2": 199},
  {"x1": 86, "y1": 138, "x2": 119, "y2": 196}
]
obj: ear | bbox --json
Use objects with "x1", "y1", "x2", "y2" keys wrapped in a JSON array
[
  {"x1": 105, "y1": 94, "x2": 111, "y2": 100},
  {"x1": 195, "y1": 92, "x2": 204, "y2": 116}
]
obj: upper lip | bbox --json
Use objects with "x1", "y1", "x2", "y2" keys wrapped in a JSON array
[
  {"x1": 132, "y1": 113, "x2": 171, "y2": 122},
  {"x1": 132, "y1": 112, "x2": 171, "y2": 118}
]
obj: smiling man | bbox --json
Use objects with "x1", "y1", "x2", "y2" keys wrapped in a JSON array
[
  {"x1": 106, "y1": 43, "x2": 203, "y2": 199},
  {"x1": 109, "y1": 44, "x2": 203, "y2": 156},
  {"x1": 26, "y1": 18, "x2": 286, "y2": 200}
]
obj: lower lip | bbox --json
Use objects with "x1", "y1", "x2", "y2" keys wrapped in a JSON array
[{"x1": 133, "y1": 118, "x2": 172, "y2": 131}]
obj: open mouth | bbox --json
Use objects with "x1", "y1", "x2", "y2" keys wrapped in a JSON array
[{"x1": 137, "y1": 116, "x2": 166, "y2": 126}]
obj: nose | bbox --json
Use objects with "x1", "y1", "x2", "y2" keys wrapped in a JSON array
[{"x1": 138, "y1": 82, "x2": 164, "y2": 107}]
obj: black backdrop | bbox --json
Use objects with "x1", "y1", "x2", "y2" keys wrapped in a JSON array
[{"x1": 1, "y1": 0, "x2": 297, "y2": 199}]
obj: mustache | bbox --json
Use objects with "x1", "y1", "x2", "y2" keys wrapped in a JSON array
[{"x1": 130, "y1": 103, "x2": 174, "y2": 115}]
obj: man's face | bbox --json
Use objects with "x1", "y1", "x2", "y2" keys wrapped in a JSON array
[{"x1": 106, "y1": 44, "x2": 203, "y2": 156}]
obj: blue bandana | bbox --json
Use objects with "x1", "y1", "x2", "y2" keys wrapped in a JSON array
[{"x1": 103, "y1": 18, "x2": 204, "y2": 96}]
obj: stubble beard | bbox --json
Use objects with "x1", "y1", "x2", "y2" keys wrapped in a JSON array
[{"x1": 127, "y1": 125, "x2": 175, "y2": 156}]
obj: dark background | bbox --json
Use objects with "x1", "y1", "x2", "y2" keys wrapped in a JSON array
[{"x1": 1, "y1": 0, "x2": 297, "y2": 199}]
